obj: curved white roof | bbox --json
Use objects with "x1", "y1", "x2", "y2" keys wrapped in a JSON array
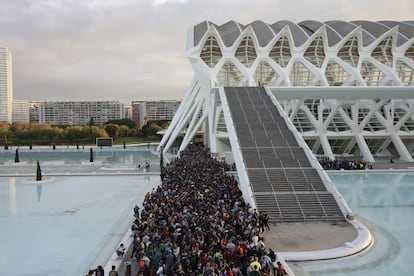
[{"x1": 192, "y1": 20, "x2": 414, "y2": 47}]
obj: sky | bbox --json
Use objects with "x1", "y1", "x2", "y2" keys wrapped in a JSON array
[{"x1": 0, "y1": 0, "x2": 412, "y2": 104}]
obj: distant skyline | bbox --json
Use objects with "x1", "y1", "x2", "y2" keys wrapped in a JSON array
[{"x1": 0, "y1": 0, "x2": 412, "y2": 104}]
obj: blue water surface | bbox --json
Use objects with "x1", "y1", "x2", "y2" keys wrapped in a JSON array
[{"x1": 291, "y1": 173, "x2": 414, "y2": 275}]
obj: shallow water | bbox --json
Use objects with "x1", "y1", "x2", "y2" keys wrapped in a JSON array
[
  {"x1": 0, "y1": 148, "x2": 159, "y2": 165},
  {"x1": 0, "y1": 174, "x2": 159, "y2": 275},
  {"x1": 291, "y1": 173, "x2": 414, "y2": 275}
]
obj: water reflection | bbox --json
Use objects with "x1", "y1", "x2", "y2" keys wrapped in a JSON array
[
  {"x1": 0, "y1": 149, "x2": 159, "y2": 165},
  {"x1": 36, "y1": 184, "x2": 42, "y2": 202},
  {"x1": 291, "y1": 173, "x2": 414, "y2": 275}
]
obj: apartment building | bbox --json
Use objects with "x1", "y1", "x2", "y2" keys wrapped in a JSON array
[
  {"x1": 30, "y1": 101, "x2": 124, "y2": 125},
  {"x1": 131, "y1": 100, "x2": 180, "y2": 125}
]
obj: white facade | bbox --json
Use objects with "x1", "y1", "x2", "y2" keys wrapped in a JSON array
[
  {"x1": 0, "y1": 47, "x2": 13, "y2": 123},
  {"x1": 131, "y1": 100, "x2": 181, "y2": 125},
  {"x1": 159, "y1": 20, "x2": 414, "y2": 162},
  {"x1": 36, "y1": 101, "x2": 124, "y2": 126},
  {"x1": 29, "y1": 101, "x2": 42, "y2": 123},
  {"x1": 12, "y1": 100, "x2": 29, "y2": 123}
]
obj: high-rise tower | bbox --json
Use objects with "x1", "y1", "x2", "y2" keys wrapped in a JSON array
[{"x1": 0, "y1": 47, "x2": 13, "y2": 123}]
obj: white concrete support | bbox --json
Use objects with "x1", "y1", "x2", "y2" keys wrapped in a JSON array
[
  {"x1": 207, "y1": 89, "x2": 218, "y2": 153},
  {"x1": 354, "y1": 134, "x2": 375, "y2": 162},
  {"x1": 390, "y1": 133, "x2": 413, "y2": 161},
  {"x1": 179, "y1": 100, "x2": 207, "y2": 151},
  {"x1": 322, "y1": 99, "x2": 344, "y2": 131},
  {"x1": 164, "y1": 89, "x2": 202, "y2": 153},
  {"x1": 337, "y1": 106, "x2": 375, "y2": 161},
  {"x1": 158, "y1": 79, "x2": 199, "y2": 153},
  {"x1": 319, "y1": 134, "x2": 335, "y2": 161}
]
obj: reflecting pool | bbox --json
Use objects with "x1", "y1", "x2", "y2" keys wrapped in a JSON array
[
  {"x1": 291, "y1": 173, "x2": 414, "y2": 275},
  {"x1": 0, "y1": 174, "x2": 159, "y2": 276},
  {"x1": 0, "y1": 148, "x2": 159, "y2": 165}
]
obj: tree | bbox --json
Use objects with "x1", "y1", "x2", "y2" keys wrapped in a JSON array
[
  {"x1": 119, "y1": 125, "x2": 131, "y2": 137},
  {"x1": 4, "y1": 136, "x2": 8, "y2": 150},
  {"x1": 89, "y1": 126, "x2": 109, "y2": 140},
  {"x1": 63, "y1": 126, "x2": 89, "y2": 141},
  {"x1": 106, "y1": 118, "x2": 137, "y2": 129},
  {"x1": 88, "y1": 117, "x2": 95, "y2": 126},
  {"x1": 142, "y1": 122, "x2": 162, "y2": 137},
  {"x1": 0, "y1": 122, "x2": 11, "y2": 148},
  {"x1": 0, "y1": 122, "x2": 10, "y2": 134},
  {"x1": 104, "y1": 124, "x2": 120, "y2": 140}
]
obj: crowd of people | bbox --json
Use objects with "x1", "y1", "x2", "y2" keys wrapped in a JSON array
[
  {"x1": 319, "y1": 159, "x2": 373, "y2": 170},
  {"x1": 127, "y1": 143, "x2": 286, "y2": 276}
]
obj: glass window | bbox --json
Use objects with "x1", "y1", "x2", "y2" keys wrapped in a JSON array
[
  {"x1": 235, "y1": 36, "x2": 257, "y2": 68},
  {"x1": 289, "y1": 61, "x2": 315, "y2": 86},
  {"x1": 396, "y1": 60, "x2": 414, "y2": 86},
  {"x1": 371, "y1": 36, "x2": 393, "y2": 67},
  {"x1": 200, "y1": 36, "x2": 222, "y2": 68},
  {"x1": 304, "y1": 36, "x2": 325, "y2": 68},
  {"x1": 360, "y1": 61, "x2": 385, "y2": 86},
  {"x1": 269, "y1": 36, "x2": 291, "y2": 68},
  {"x1": 253, "y1": 60, "x2": 279, "y2": 86},
  {"x1": 338, "y1": 36, "x2": 359, "y2": 67},
  {"x1": 325, "y1": 61, "x2": 351, "y2": 86},
  {"x1": 216, "y1": 61, "x2": 243, "y2": 86}
]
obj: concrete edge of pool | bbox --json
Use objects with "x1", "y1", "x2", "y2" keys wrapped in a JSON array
[{"x1": 279, "y1": 220, "x2": 373, "y2": 262}]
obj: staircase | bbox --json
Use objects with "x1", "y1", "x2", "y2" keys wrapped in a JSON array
[{"x1": 225, "y1": 87, "x2": 345, "y2": 223}]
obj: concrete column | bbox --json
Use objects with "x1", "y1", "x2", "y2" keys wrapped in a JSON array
[
  {"x1": 390, "y1": 133, "x2": 413, "y2": 161},
  {"x1": 354, "y1": 134, "x2": 375, "y2": 162},
  {"x1": 319, "y1": 134, "x2": 335, "y2": 161}
]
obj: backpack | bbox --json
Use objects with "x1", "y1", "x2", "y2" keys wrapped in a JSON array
[
  {"x1": 251, "y1": 270, "x2": 261, "y2": 276},
  {"x1": 139, "y1": 259, "x2": 146, "y2": 270}
]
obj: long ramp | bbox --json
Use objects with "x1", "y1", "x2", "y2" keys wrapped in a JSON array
[{"x1": 224, "y1": 87, "x2": 345, "y2": 223}]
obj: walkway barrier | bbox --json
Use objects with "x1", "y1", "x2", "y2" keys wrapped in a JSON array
[{"x1": 124, "y1": 261, "x2": 131, "y2": 276}]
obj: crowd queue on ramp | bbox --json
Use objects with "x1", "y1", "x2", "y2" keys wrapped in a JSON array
[
  {"x1": 107, "y1": 87, "x2": 352, "y2": 275},
  {"x1": 118, "y1": 143, "x2": 291, "y2": 276}
]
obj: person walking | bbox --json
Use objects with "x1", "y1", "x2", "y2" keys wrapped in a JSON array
[{"x1": 108, "y1": 265, "x2": 119, "y2": 276}]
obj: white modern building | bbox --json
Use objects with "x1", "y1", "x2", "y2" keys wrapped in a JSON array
[
  {"x1": 131, "y1": 100, "x2": 181, "y2": 125},
  {"x1": 35, "y1": 101, "x2": 124, "y2": 126},
  {"x1": 12, "y1": 100, "x2": 30, "y2": 123},
  {"x1": 159, "y1": 20, "x2": 414, "y2": 162},
  {"x1": 0, "y1": 47, "x2": 13, "y2": 123}
]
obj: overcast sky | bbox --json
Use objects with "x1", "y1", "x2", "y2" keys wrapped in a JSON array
[{"x1": 0, "y1": 0, "x2": 412, "y2": 104}]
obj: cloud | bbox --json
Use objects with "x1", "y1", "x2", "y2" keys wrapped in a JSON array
[
  {"x1": 0, "y1": 0, "x2": 412, "y2": 104},
  {"x1": 153, "y1": 0, "x2": 190, "y2": 5}
]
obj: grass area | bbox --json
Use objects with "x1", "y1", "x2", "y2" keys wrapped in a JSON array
[{"x1": 113, "y1": 136, "x2": 161, "y2": 145}]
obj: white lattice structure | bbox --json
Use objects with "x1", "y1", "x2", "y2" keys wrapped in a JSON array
[{"x1": 159, "y1": 20, "x2": 414, "y2": 162}]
